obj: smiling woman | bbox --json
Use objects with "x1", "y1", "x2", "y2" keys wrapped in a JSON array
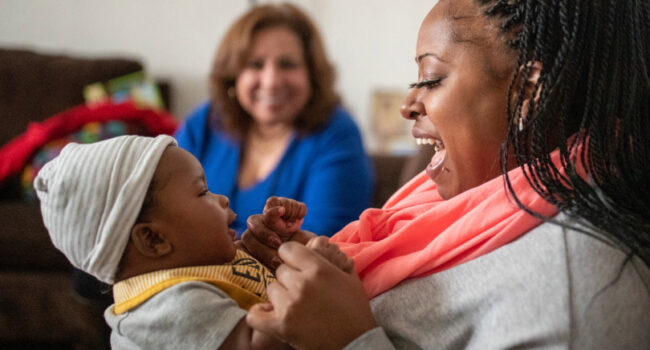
[
  {"x1": 175, "y1": 3, "x2": 374, "y2": 238},
  {"x1": 399, "y1": 0, "x2": 521, "y2": 199},
  {"x1": 241, "y1": 0, "x2": 650, "y2": 349},
  {"x1": 234, "y1": 26, "x2": 311, "y2": 133}
]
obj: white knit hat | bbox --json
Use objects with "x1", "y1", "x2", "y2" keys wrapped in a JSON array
[{"x1": 34, "y1": 134, "x2": 177, "y2": 284}]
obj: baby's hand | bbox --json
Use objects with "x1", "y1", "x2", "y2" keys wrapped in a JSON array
[
  {"x1": 307, "y1": 236, "x2": 354, "y2": 273},
  {"x1": 262, "y1": 196, "x2": 307, "y2": 240}
]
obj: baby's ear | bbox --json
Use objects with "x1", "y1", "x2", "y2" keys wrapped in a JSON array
[{"x1": 130, "y1": 223, "x2": 173, "y2": 258}]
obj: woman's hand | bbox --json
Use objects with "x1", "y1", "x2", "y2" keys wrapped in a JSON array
[
  {"x1": 246, "y1": 242, "x2": 376, "y2": 350},
  {"x1": 306, "y1": 236, "x2": 354, "y2": 273},
  {"x1": 241, "y1": 214, "x2": 286, "y2": 270}
]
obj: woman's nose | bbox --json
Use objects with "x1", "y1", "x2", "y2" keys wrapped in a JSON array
[
  {"x1": 400, "y1": 90, "x2": 425, "y2": 120},
  {"x1": 260, "y1": 64, "x2": 281, "y2": 88}
]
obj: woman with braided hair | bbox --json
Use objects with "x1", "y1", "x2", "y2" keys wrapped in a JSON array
[{"x1": 240, "y1": 0, "x2": 650, "y2": 348}]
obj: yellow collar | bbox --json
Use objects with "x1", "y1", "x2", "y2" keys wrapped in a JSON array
[{"x1": 113, "y1": 250, "x2": 275, "y2": 314}]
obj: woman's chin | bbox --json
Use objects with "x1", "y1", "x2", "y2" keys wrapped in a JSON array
[
  {"x1": 434, "y1": 183, "x2": 453, "y2": 200},
  {"x1": 427, "y1": 170, "x2": 460, "y2": 200}
]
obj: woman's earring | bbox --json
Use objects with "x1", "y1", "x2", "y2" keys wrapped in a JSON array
[
  {"x1": 515, "y1": 105, "x2": 524, "y2": 131},
  {"x1": 227, "y1": 86, "x2": 236, "y2": 99}
]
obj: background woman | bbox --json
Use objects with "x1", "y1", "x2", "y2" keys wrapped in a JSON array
[
  {"x1": 242, "y1": 0, "x2": 650, "y2": 348},
  {"x1": 175, "y1": 3, "x2": 374, "y2": 237}
]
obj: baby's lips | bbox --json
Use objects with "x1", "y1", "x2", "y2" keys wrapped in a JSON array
[{"x1": 227, "y1": 210, "x2": 237, "y2": 225}]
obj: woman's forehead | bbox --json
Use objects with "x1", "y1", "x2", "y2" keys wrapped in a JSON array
[
  {"x1": 416, "y1": 1, "x2": 482, "y2": 62},
  {"x1": 421, "y1": 0, "x2": 492, "y2": 44},
  {"x1": 417, "y1": 0, "x2": 516, "y2": 77}
]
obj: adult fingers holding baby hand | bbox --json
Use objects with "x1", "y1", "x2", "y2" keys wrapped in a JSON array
[
  {"x1": 306, "y1": 236, "x2": 354, "y2": 273},
  {"x1": 247, "y1": 242, "x2": 376, "y2": 350},
  {"x1": 241, "y1": 215, "x2": 283, "y2": 269},
  {"x1": 245, "y1": 214, "x2": 282, "y2": 248}
]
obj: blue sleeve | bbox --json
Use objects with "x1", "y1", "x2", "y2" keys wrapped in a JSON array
[
  {"x1": 174, "y1": 102, "x2": 211, "y2": 158},
  {"x1": 299, "y1": 108, "x2": 374, "y2": 236}
]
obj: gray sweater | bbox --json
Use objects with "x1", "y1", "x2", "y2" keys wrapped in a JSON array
[
  {"x1": 345, "y1": 214, "x2": 650, "y2": 349},
  {"x1": 105, "y1": 282, "x2": 246, "y2": 349}
]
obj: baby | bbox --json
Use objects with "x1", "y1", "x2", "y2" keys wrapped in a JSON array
[{"x1": 34, "y1": 134, "x2": 352, "y2": 349}]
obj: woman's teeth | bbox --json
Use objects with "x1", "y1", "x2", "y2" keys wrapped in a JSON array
[
  {"x1": 257, "y1": 93, "x2": 287, "y2": 105},
  {"x1": 415, "y1": 138, "x2": 443, "y2": 152},
  {"x1": 415, "y1": 138, "x2": 435, "y2": 145}
]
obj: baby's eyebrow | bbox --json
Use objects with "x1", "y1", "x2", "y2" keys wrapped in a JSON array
[{"x1": 191, "y1": 174, "x2": 207, "y2": 186}]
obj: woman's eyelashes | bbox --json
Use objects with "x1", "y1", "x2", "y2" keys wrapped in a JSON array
[{"x1": 409, "y1": 78, "x2": 442, "y2": 90}]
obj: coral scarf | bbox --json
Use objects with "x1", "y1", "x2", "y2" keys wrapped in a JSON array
[{"x1": 331, "y1": 166, "x2": 557, "y2": 298}]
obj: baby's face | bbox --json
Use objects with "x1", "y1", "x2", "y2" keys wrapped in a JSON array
[{"x1": 148, "y1": 146, "x2": 238, "y2": 267}]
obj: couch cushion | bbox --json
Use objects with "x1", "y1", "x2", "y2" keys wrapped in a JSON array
[
  {"x1": 0, "y1": 101, "x2": 179, "y2": 190},
  {"x1": 0, "y1": 48, "x2": 143, "y2": 147}
]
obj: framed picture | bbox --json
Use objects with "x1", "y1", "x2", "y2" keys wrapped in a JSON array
[{"x1": 370, "y1": 89, "x2": 414, "y2": 154}]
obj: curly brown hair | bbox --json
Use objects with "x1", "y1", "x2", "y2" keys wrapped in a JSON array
[{"x1": 209, "y1": 3, "x2": 339, "y2": 139}]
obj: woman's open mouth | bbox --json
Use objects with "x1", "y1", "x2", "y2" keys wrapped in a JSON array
[
  {"x1": 415, "y1": 137, "x2": 447, "y2": 179},
  {"x1": 415, "y1": 137, "x2": 443, "y2": 152}
]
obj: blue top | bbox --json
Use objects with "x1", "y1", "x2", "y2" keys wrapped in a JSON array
[{"x1": 175, "y1": 102, "x2": 374, "y2": 237}]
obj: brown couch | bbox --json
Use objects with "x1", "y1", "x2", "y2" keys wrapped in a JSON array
[
  {"x1": 0, "y1": 47, "x2": 431, "y2": 349},
  {"x1": 0, "y1": 48, "x2": 154, "y2": 349}
]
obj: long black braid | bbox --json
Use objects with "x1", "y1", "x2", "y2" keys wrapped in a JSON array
[{"x1": 479, "y1": 0, "x2": 650, "y2": 267}]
